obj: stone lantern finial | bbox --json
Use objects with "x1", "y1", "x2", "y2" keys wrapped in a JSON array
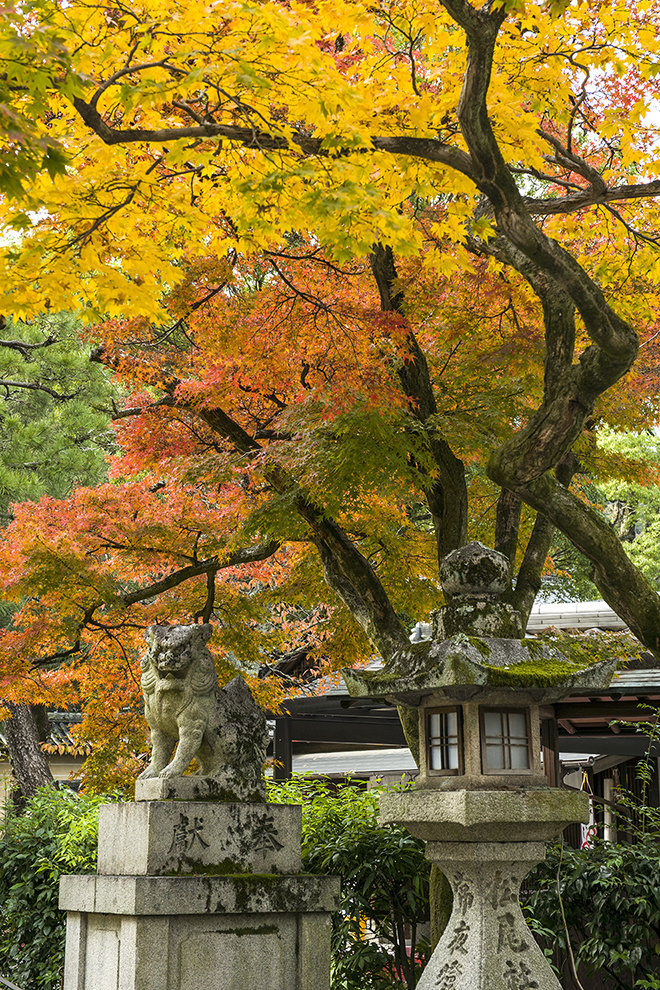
[{"x1": 435, "y1": 541, "x2": 523, "y2": 639}]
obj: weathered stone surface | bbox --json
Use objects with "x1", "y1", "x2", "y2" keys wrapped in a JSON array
[
  {"x1": 97, "y1": 802, "x2": 302, "y2": 876},
  {"x1": 434, "y1": 543, "x2": 525, "y2": 638},
  {"x1": 417, "y1": 841, "x2": 560, "y2": 990},
  {"x1": 138, "y1": 624, "x2": 269, "y2": 801},
  {"x1": 379, "y1": 787, "x2": 589, "y2": 842},
  {"x1": 177, "y1": 927, "x2": 287, "y2": 990},
  {"x1": 343, "y1": 633, "x2": 618, "y2": 701},
  {"x1": 435, "y1": 599, "x2": 524, "y2": 639},
  {"x1": 135, "y1": 776, "x2": 265, "y2": 802},
  {"x1": 439, "y1": 542, "x2": 511, "y2": 602},
  {"x1": 59, "y1": 873, "x2": 341, "y2": 916},
  {"x1": 60, "y1": 903, "x2": 335, "y2": 990}
]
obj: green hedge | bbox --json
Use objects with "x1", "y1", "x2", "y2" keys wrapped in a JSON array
[
  {"x1": 269, "y1": 777, "x2": 430, "y2": 989},
  {"x1": 0, "y1": 788, "x2": 109, "y2": 990},
  {"x1": 525, "y1": 836, "x2": 660, "y2": 990}
]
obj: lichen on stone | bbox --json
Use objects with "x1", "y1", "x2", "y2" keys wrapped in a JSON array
[{"x1": 343, "y1": 628, "x2": 639, "y2": 699}]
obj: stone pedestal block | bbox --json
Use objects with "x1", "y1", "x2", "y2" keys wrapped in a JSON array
[
  {"x1": 60, "y1": 800, "x2": 339, "y2": 990},
  {"x1": 60, "y1": 874, "x2": 339, "y2": 990},
  {"x1": 97, "y1": 801, "x2": 302, "y2": 876}
]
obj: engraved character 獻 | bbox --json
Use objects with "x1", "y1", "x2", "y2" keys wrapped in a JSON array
[
  {"x1": 168, "y1": 813, "x2": 191, "y2": 853},
  {"x1": 168, "y1": 812, "x2": 210, "y2": 854}
]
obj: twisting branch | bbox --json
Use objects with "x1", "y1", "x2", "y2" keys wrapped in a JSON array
[
  {"x1": 121, "y1": 541, "x2": 281, "y2": 606},
  {"x1": 433, "y1": 1, "x2": 660, "y2": 653},
  {"x1": 369, "y1": 242, "x2": 468, "y2": 562},
  {"x1": 511, "y1": 455, "x2": 578, "y2": 628},
  {"x1": 90, "y1": 345, "x2": 409, "y2": 659},
  {"x1": 27, "y1": 541, "x2": 282, "y2": 670},
  {"x1": 519, "y1": 473, "x2": 660, "y2": 655}
]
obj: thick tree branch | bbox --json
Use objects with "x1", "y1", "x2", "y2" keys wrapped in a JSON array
[
  {"x1": 439, "y1": 5, "x2": 656, "y2": 643},
  {"x1": 511, "y1": 455, "x2": 578, "y2": 628},
  {"x1": 71, "y1": 96, "x2": 475, "y2": 177},
  {"x1": 469, "y1": 233, "x2": 588, "y2": 482},
  {"x1": 369, "y1": 243, "x2": 468, "y2": 560},
  {"x1": 512, "y1": 512, "x2": 555, "y2": 629},
  {"x1": 95, "y1": 337, "x2": 409, "y2": 658},
  {"x1": 524, "y1": 179, "x2": 660, "y2": 216},
  {"x1": 439, "y1": 0, "x2": 637, "y2": 377},
  {"x1": 0, "y1": 334, "x2": 57, "y2": 356},
  {"x1": 121, "y1": 541, "x2": 281, "y2": 606},
  {"x1": 518, "y1": 474, "x2": 660, "y2": 657},
  {"x1": 537, "y1": 128, "x2": 607, "y2": 197},
  {"x1": 494, "y1": 489, "x2": 521, "y2": 570}
]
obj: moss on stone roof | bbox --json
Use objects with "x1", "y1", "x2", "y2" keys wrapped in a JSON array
[{"x1": 343, "y1": 629, "x2": 647, "y2": 700}]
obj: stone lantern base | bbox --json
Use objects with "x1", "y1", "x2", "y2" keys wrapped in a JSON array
[
  {"x1": 381, "y1": 787, "x2": 589, "y2": 990},
  {"x1": 419, "y1": 841, "x2": 555, "y2": 990}
]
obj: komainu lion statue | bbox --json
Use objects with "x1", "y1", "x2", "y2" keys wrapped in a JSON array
[{"x1": 138, "y1": 623, "x2": 268, "y2": 800}]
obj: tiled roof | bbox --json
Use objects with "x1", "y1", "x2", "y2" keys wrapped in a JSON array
[
  {"x1": 527, "y1": 600, "x2": 627, "y2": 632},
  {"x1": 0, "y1": 712, "x2": 91, "y2": 758}
]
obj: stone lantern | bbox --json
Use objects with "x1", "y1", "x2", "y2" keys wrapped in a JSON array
[{"x1": 344, "y1": 542, "x2": 620, "y2": 990}]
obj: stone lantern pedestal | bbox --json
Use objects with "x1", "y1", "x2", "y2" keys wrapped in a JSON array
[
  {"x1": 344, "y1": 542, "x2": 623, "y2": 990},
  {"x1": 380, "y1": 788, "x2": 587, "y2": 990}
]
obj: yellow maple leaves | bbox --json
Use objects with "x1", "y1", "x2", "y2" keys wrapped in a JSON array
[{"x1": 0, "y1": 0, "x2": 658, "y2": 319}]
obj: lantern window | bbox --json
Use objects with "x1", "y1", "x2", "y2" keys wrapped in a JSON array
[
  {"x1": 480, "y1": 708, "x2": 531, "y2": 773},
  {"x1": 426, "y1": 708, "x2": 463, "y2": 775}
]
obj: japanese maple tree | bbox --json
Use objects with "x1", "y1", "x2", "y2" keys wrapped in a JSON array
[{"x1": 0, "y1": 0, "x2": 660, "y2": 785}]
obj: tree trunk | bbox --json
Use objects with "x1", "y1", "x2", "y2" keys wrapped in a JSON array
[{"x1": 3, "y1": 702, "x2": 55, "y2": 807}]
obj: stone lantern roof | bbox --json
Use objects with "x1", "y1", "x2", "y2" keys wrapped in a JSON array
[
  {"x1": 343, "y1": 542, "x2": 633, "y2": 706},
  {"x1": 342, "y1": 630, "x2": 622, "y2": 704}
]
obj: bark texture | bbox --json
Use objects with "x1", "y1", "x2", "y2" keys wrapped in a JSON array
[
  {"x1": 2, "y1": 702, "x2": 55, "y2": 804},
  {"x1": 370, "y1": 244, "x2": 468, "y2": 562}
]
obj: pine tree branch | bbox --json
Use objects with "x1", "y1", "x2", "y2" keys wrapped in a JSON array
[{"x1": 0, "y1": 379, "x2": 78, "y2": 401}]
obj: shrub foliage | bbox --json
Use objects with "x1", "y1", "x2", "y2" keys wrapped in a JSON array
[
  {"x1": 0, "y1": 788, "x2": 108, "y2": 990},
  {"x1": 270, "y1": 777, "x2": 430, "y2": 989}
]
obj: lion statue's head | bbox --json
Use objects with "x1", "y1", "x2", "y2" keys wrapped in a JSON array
[{"x1": 141, "y1": 623, "x2": 218, "y2": 696}]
